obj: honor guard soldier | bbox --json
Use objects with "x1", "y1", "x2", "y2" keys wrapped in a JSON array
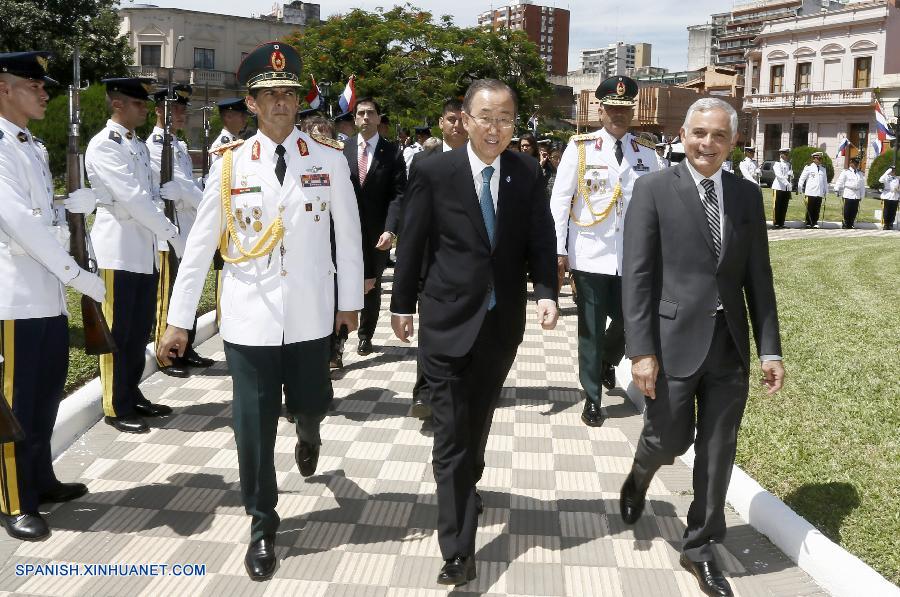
[
  {"x1": 835, "y1": 157, "x2": 867, "y2": 229},
  {"x1": 739, "y1": 145, "x2": 760, "y2": 185},
  {"x1": 209, "y1": 97, "x2": 250, "y2": 165},
  {"x1": 333, "y1": 110, "x2": 355, "y2": 143},
  {"x1": 148, "y1": 85, "x2": 214, "y2": 377},
  {"x1": 771, "y1": 147, "x2": 793, "y2": 228},
  {"x1": 654, "y1": 142, "x2": 670, "y2": 169},
  {"x1": 157, "y1": 41, "x2": 363, "y2": 581},
  {"x1": 879, "y1": 166, "x2": 899, "y2": 230},
  {"x1": 798, "y1": 151, "x2": 829, "y2": 228},
  {"x1": 549, "y1": 76, "x2": 658, "y2": 427},
  {"x1": 0, "y1": 51, "x2": 103, "y2": 540},
  {"x1": 86, "y1": 77, "x2": 185, "y2": 434}
]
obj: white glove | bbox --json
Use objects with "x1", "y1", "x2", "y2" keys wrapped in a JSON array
[
  {"x1": 68, "y1": 269, "x2": 106, "y2": 303},
  {"x1": 160, "y1": 180, "x2": 182, "y2": 203},
  {"x1": 63, "y1": 188, "x2": 96, "y2": 214},
  {"x1": 168, "y1": 233, "x2": 186, "y2": 259}
]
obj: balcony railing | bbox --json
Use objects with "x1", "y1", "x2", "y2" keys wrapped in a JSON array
[
  {"x1": 127, "y1": 66, "x2": 238, "y2": 89},
  {"x1": 743, "y1": 88, "x2": 875, "y2": 111}
]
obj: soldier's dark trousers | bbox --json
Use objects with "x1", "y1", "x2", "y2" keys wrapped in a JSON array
[
  {"x1": 842, "y1": 198, "x2": 860, "y2": 228},
  {"x1": 223, "y1": 337, "x2": 332, "y2": 541},
  {"x1": 572, "y1": 271, "x2": 625, "y2": 406},
  {"x1": 100, "y1": 269, "x2": 158, "y2": 418},
  {"x1": 155, "y1": 250, "x2": 197, "y2": 364},
  {"x1": 804, "y1": 196, "x2": 823, "y2": 226},
  {"x1": 773, "y1": 190, "x2": 791, "y2": 226},
  {"x1": 883, "y1": 200, "x2": 898, "y2": 230},
  {"x1": 358, "y1": 276, "x2": 382, "y2": 342},
  {"x1": 0, "y1": 315, "x2": 68, "y2": 515}
]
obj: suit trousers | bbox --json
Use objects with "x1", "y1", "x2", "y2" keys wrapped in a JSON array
[
  {"x1": 358, "y1": 275, "x2": 383, "y2": 342},
  {"x1": 804, "y1": 196, "x2": 823, "y2": 226},
  {"x1": 572, "y1": 271, "x2": 625, "y2": 405},
  {"x1": 0, "y1": 316, "x2": 68, "y2": 515},
  {"x1": 842, "y1": 198, "x2": 860, "y2": 228},
  {"x1": 423, "y1": 310, "x2": 518, "y2": 559},
  {"x1": 773, "y1": 190, "x2": 791, "y2": 226},
  {"x1": 632, "y1": 313, "x2": 749, "y2": 562},
  {"x1": 883, "y1": 200, "x2": 898, "y2": 230},
  {"x1": 223, "y1": 337, "x2": 332, "y2": 541},
  {"x1": 100, "y1": 269, "x2": 159, "y2": 418}
]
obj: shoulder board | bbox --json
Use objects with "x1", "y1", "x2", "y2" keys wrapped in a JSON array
[
  {"x1": 310, "y1": 133, "x2": 343, "y2": 151},
  {"x1": 108, "y1": 130, "x2": 122, "y2": 144},
  {"x1": 633, "y1": 136, "x2": 655, "y2": 150},
  {"x1": 211, "y1": 139, "x2": 245, "y2": 155},
  {"x1": 570, "y1": 132, "x2": 600, "y2": 143}
]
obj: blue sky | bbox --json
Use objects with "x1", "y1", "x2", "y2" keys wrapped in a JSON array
[{"x1": 124, "y1": 0, "x2": 733, "y2": 72}]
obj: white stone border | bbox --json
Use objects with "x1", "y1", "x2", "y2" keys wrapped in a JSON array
[{"x1": 616, "y1": 361, "x2": 900, "y2": 597}]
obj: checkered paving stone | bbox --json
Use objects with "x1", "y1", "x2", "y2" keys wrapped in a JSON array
[
  {"x1": 0, "y1": 277, "x2": 829, "y2": 596},
  {"x1": 767, "y1": 225, "x2": 895, "y2": 241}
]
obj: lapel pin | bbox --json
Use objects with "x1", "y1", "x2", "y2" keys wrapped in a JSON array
[{"x1": 505, "y1": 176, "x2": 511, "y2": 183}]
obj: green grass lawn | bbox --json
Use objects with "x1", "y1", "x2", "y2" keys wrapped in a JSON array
[
  {"x1": 737, "y1": 237, "x2": 900, "y2": 583},
  {"x1": 65, "y1": 268, "x2": 218, "y2": 393},
  {"x1": 760, "y1": 188, "x2": 883, "y2": 224}
]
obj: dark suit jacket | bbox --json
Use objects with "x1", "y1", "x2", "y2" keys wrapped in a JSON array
[
  {"x1": 391, "y1": 146, "x2": 558, "y2": 357},
  {"x1": 343, "y1": 135, "x2": 406, "y2": 278},
  {"x1": 622, "y1": 160, "x2": 781, "y2": 378}
]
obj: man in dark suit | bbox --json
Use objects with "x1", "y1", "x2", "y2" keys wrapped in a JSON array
[
  {"x1": 391, "y1": 79, "x2": 558, "y2": 587},
  {"x1": 620, "y1": 97, "x2": 785, "y2": 597},
  {"x1": 342, "y1": 97, "x2": 406, "y2": 357}
]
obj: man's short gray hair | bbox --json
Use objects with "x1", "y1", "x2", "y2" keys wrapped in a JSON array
[
  {"x1": 681, "y1": 98, "x2": 738, "y2": 140},
  {"x1": 462, "y1": 79, "x2": 518, "y2": 114}
]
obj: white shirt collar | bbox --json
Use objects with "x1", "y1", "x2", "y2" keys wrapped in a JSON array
[
  {"x1": 599, "y1": 127, "x2": 628, "y2": 149},
  {"x1": 255, "y1": 126, "x2": 300, "y2": 156},
  {"x1": 442, "y1": 140, "x2": 453, "y2": 153},
  {"x1": 0, "y1": 116, "x2": 29, "y2": 142},
  {"x1": 466, "y1": 142, "x2": 500, "y2": 179},
  {"x1": 684, "y1": 158, "x2": 724, "y2": 189},
  {"x1": 357, "y1": 132, "x2": 379, "y2": 152},
  {"x1": 107, "y1": 119, "x2": 132, "y2": 137}
]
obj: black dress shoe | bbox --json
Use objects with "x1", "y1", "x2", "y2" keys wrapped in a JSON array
[
  {"x1": 329, "y1": 353, "x2": 343, "y2": 369},
  {"x1": 244, "y1": 535, "x2": 277, "y2": 581},
  {"x1": 295, "y1": 440, "x2": 320, "y2": 477},
  {"x1": 160, "y1": 362, "x2": 190, "y2": 378},
  {"x1": 436, "y1": 555, "x2": 476, "y2": 586},
  {"x1": 680, "y1": 554, "x2": 733, "y2": 597},
  {"x1": 39, "y1": 482, "x2": 88, "y2": 504},
  {"x1": 581, "y1": 400, "x2": 605, "y2": 427},
  {"x1": 2, "y1": 513, "x2": 49, "y2": 541},
  {"x1": 410, "y1": 394, "x2": 432, "y2": 419},
  {"x1": 134, "y1": 401, "x2": 173, "y2": 417},
  {"x1": 475, "y1": 490, "x2": 483, "y2": 515},
  {"x1": 357, "y1": 338, "x2": 373, "y2": 356},
  {"x1": 600, "y1": 361, "x2": 617, "y2": 390},
  {"x1": 104, "y1": 415, "x2": 149, "y2": 433},
  {"x1": 620, "y1": 471, "x2": 648, "y2": 525},
  {"x1": 183, "y1": 349, "x2": 214, "y2": 368}
]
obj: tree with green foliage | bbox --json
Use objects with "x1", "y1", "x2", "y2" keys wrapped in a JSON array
[
  {"x1": 791, "y1": 146, "x2": 834, "y2": 183},
  {"x1": 866, "y1": 150, "x2": 896, "y2": 189},
  {"x1": 730, "y1": 147, "x2": 745, "y2": 178},
  {"x1": 283, "y1": 5, "x2": 552, "y2": 133},
  {"x1": 0, "y1": 0, "x2": 132, "y2": 87}
]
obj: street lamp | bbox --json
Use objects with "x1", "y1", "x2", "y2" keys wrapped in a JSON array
[
  {"x1": 319, "y1": 81, "x2": 332, "y2": 117},
  {"x1": 858, "y1": 129, "x2": 866, "y2": 169}
]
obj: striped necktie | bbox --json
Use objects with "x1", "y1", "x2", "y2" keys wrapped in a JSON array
[
  {"x1": 699, "y1": 178, "x2": 721, "y2": 259},
  {"x1": 358, "y1": 140, "x2": 368, "y2": 186}
]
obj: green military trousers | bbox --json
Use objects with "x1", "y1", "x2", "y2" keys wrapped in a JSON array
[
  {"x1": 572, "y1": 270, "x2": 626, "y2": 406},
  {"x1": 223, "y1": 336, "x2": 332, "y2": 541}
]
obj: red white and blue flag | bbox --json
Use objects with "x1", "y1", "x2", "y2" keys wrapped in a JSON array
[
  {"x1": 338, "y1": 76, "x2": 356, "y2": 114},
  {"x1": 873, "y1": 99, "x2": 895, "y2": 155},
  {"x1": 835, "y1": 137, "x2": 850, "y2": 159},
  {"x1": 305, "y1": 75, "x2": 321, "y2": 109}
]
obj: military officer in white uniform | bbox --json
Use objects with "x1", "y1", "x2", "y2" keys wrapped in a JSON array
[
  {"x1": 209, "y1": 97, "x2": 250, "y2": 165},
  {"x1": 878, "y1": 166, "x2": 899, "y2": 230},
  {"x1": 86, "y1": 77, "x2": 184, "y2": 434},
  {"x1": 771, "y1": 147, "x2": 793, "y2": 228},
  {"x1": 798, "y1": 151, "x2": 829, "y2": 228},
  {"x1": 835, "y1": 157, "x2": 867, "y2": 229},
  {"x1": 550, "y1": 76, "x2": 658, "y2": 427},
  {"x1": 0, "y1": 51, "x2": 105, "y2": 540},
  {"x1": 739, "y1": 145, "x2": 760, "y2": 185},
  {"x1": 157, "y1": 41, "x2": 364, "y2": 582},
  {"x1": 147, "y1": 85, "x2": 214, "y2": 377}
]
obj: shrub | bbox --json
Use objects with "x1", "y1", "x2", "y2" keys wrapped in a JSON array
[{"x1": 866, "y1": 149, "x2": 897, "y2": 190}]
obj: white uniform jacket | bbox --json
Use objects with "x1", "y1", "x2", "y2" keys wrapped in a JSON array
[
  {"x1": 86, "y1": 120, "x2": 179, "y2": 274},
  {"x1": 550, "y1": 128, "x2": 658, "y2": 275},
  {"x1": 0, "y1": 117, "x2": 80, "y2": 319},
  {"x1": 835, "y1": 168, "x2": 866, "y2": 200},
  {"x1": 879, "y1": 168, "x2": 899, "y2": 201},
  {"x1": 772, "y1": 159, "x2": 793, "y2": 192},
  {"x1": 209, "y1": 128, "x2": 240, "y2": 166},
  {"x1": 167, "y1": 128, "x2": 365, "y2": 346},
  {"x1": 798, "y1": 164, "x2": 828, "y2": 197},
  {"x1": 739, "y1": 157, "x2": 760, "y2": 185},
  {"x1": 402, "y1": 142, "x2": 422, "y2": 173},
  {"x1": 147, "y1": 126, "x2": 203, "y2": 240}
]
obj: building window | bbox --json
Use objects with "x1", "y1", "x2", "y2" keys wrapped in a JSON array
[
  {"x1": 193, "y1": 47, "x2": 215, "y2": 70},
  {"x1": 853, "y1": 57, "x2": 871, "y2": 88},
  {"x1": 140, "y1": 44, "x2": 161, "y2": 67},
  {"x1": 795, "y1": 62, "x2": 811, "y2": 91},
  {"x1": 791, "y1": 123, "x2": 809, "y2": 149},
  {"x1": 770, "y1": 64, "x2": 784, "y2": 93}
]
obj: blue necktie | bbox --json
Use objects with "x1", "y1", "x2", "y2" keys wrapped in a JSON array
[{"x1": 480, "y1": 166, "x2": 496, "y2": 309}]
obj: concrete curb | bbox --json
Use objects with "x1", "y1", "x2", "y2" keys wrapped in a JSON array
[
  {"x1": 51, "y1": 311, "x2": 218, "y2": 459},
  {"x1": 615, "y1": 360, "x2": 899, "y2": 597}
]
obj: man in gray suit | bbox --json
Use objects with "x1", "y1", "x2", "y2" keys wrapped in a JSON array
[{"x1": 620, "y1": 97, "x2": 785, "y2": 597}]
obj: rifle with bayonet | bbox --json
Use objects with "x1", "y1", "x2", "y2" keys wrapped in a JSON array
[
  {"x1": 66, "y1": 48, "x2": 116, "y2": 355},
  {"x1": 160, "y1": 84, "x2": 180, "y2": 280}
]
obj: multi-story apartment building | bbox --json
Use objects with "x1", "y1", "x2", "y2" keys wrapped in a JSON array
[
  {"x1": 477, "y1": 1, "x2": 570, "y2": 76},
  {"x1": 580, "y1": 43, "x2": 651, "y2": 78},
  {"x1": 743, "y1": 0, "x2": 900, "y2": 170}
]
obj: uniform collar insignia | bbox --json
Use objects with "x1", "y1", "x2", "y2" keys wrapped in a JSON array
[
  {"x1": 630, "y1": 138, "x2": 639, "y2": 152},
  {"x1": 595, "y1": 137, "x2": 602, "y2": 151},
  {"x1": 16, "y1": 131, "x2": 28, "y2": 143},
  {"x1": 298, "y1": 138, "x2": 309, "y2": 156},
  {"x1": 251, "y1": 140, "x2": 261, "y2": 161}
]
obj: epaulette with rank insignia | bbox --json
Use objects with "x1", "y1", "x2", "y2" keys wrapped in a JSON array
[
  {"x1": 211, "y1": 139, "x2": 245, "y2": 155},
  {"x1": 569, "y1": 131, "x2": 600, "y2": 144},
  {"x1": 108, "y1": 130, "x2": 122, "y2": 144},
  {"x1": 632, "y1": 136, "x2": 655, "y2": 150},
  {"x1": 310, "y1": 133, "x2": 343, "y2": 151}
]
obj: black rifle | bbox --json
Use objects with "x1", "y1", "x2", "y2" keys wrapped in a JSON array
[
  {"x1": 160, "y1": 83, "x2": 180, "y2": 282},
  {"x1": 66, "y1": 49, "x2": 116, "y2": 355}
]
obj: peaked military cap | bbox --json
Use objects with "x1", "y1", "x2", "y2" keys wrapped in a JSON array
[
  {"x1": 299, "y1": 108, "x2": 322, "y2": 120},
  {"x1": 237, "y1": 41, "x2": 302, "y2": 90},
  {"x1": 152, "y1": 84, "x2": 192, "y2": 105},
  {"x1": 333, "y1": 110, "x2": 353, "y2": 123},
  {"x1": 744, "y1": 146, "x2": 755, "y2": 152},
  {"x1": 778, "y1": 147, "x2": 791, "y2": 154},
  {"x1": 595, "y1": 76, "x2": 638, "y2": 106},
  {"x1": 414, "y1": 126, "x2": 431, "y2": 135},
  {"x1": 0, "y1": 51, "x2": 57, "y2": 85},
  {"x1": 218, "y1": 97, "x2": 249, "y2": 113},
  {"x1": 811, "y1": 151, "x2": 824, "y2": 158},
  {"x1": 103, "y1": 77, "x2": 155, "y2": 100}
]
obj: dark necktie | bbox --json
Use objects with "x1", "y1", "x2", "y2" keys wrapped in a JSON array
[
  {"x1": 275, "y1": 144, "x2": 287, "y2": 186},
  {"x1": 699, "y1": 179, "x2": 721, "y2": 259},
  {"x1": 479, "y1": 166, "x2": 496, "y2": 309},
  {"x1": 615, "y1": 139, "x2": 624, "y2": 165}
]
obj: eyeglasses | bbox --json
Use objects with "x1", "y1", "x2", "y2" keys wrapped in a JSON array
[{"x1": 465, "y1": 112, "x2": 515, "y2": 130}]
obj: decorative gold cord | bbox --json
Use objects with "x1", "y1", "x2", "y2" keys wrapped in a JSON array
[
  {"x1": 218, "y1": 148, "x2": 284, "y2": 264},
  {"x1": 569, "y1": 140, "x2": 622, "y2": 227}
]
